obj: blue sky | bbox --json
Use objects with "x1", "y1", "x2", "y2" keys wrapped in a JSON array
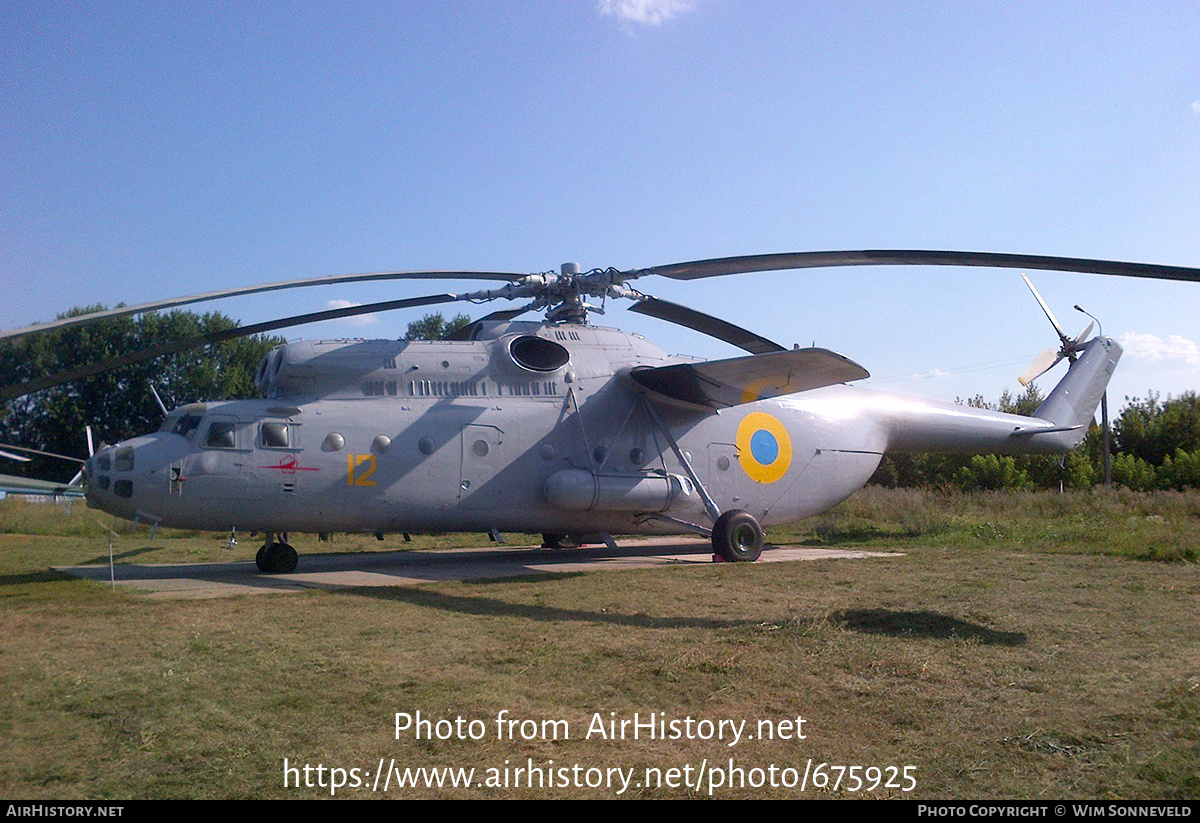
[{"x1": 2, "y1": 1, "x2": 1198, "y2": 408}]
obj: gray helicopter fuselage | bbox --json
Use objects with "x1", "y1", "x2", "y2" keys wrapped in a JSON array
[{"x1": 81, "y1": 321, "x2": 1121, "y2": 538}]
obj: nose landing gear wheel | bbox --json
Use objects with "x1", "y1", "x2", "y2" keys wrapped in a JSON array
[{"x1": 712, "y1": 510, "x2": 764, "y2": 562}]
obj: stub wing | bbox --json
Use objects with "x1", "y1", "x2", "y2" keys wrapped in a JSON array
[{"x1": 630, "y1": 347, "x2": 870, "y2": 410}]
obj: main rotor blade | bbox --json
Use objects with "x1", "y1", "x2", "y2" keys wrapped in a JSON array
[
  {"x1": 633, "y1": 250, "x2": 1200, "y2": 283},
  {"x1": 0, "y1": 443, "x2": 85, "y2": 463},
  {"x1": 0, "y1": 293, "x2": 462, "y2": 402},
  {"x1": 444, "y1": 307, "x2": 533, "y2": 341},
  {"x1": 628, "y1": 296, "x2": 785, "y2": 355},
  {"x1": 1, "y1": 269, "x2": 527, "y2": 343}
]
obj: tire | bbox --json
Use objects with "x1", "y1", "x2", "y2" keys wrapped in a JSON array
[
  {"x1": 272, "y1": 542, "x2": 299, "y2": 574},
  {"x1": 541, "y1": 533, "x2": 582, "y2": 549},
  {"x1": 263, "y1": 542, "x2": 298, "y2": 574},
  {"x1": 712, "y1": 510, "x2": 764, "y2": 562},
  {"x1": 255, "y1": 544, "x2": 270, "y2": 572}
]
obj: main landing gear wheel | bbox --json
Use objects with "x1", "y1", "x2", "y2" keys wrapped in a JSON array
[
  {"x1": 541, "y1": 533, "x2": 582, "y2": 549},
  {"x1": 256, "y1": 542, "x2": 298, "y2": 574},
  {"x1": 712, "y1": 510, "x2": 764, "y2": 562}
]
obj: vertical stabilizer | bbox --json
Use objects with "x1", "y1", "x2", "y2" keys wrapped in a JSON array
[{"x1": 1029, "y1": 336, "x2": 1122, "y2": 450}]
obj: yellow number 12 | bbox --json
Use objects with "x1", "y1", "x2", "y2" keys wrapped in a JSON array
[{"x1": 347, "y1": 454, "x2": 377, "y2": 487}]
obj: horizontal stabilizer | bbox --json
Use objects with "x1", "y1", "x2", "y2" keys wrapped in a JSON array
[{"x1": 630, "y1": 348, "x2": 869, "y2": 410}]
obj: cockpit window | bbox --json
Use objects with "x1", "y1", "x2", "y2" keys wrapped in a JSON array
[
  {"x1": 171, "y1": 414, "x2": 203, "y2": 439},
  {"x1": 205, "y1": 421, "x2": 238, "y2": 449},
  {"x1": 260, "y1": 422, "x2": 290, "y2": 448}
]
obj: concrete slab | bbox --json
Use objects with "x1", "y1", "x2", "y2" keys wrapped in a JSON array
[{"x1": 57, "y1": 537, "x2": 902, "y2": 600}]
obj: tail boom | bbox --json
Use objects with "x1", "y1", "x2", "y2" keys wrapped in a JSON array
[{"x1": 868, "y1": 336, "x2": 1121, "y2": 456}]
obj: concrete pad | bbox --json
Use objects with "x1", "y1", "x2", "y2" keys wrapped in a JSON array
[{"x1": 57, "y1": 537, "x2": 902, "y2": 600}]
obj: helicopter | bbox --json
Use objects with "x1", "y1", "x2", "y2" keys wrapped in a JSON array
[{"x1": 2, "y1": 250, "x2": 1198, "y2": 573}]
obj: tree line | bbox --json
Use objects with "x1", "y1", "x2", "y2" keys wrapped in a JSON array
[{"x1": 0, "y1": 307, "x2": 283, "y2": 482}]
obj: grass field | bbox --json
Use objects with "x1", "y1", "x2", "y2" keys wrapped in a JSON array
[{"x1": 1, "y1": 488, "x2": 1198, "y2": 799}]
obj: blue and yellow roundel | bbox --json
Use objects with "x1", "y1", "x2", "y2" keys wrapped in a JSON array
[{"x1": 736, "y1": 412, "x2": 793, "y2": 484}]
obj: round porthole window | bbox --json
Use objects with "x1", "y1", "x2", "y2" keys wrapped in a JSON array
[{"x1": 322, "y1": 433, "x2": 345, "y2": 452}]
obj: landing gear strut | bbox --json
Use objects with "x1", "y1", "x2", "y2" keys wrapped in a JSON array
[
  {"x1": 711, "y1": 510, "x2": 764, "y2": 562},
  {"x1": 255, "y1": 533, "x2": 298, "y2": 574}
]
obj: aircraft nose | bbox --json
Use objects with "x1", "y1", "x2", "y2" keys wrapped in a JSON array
[
  {"x1": 83, "y1": 445, "x2": 112, "y2": 504},
  {"x1": 82, "y1": 442, "x2": 139, "y2": 508}
]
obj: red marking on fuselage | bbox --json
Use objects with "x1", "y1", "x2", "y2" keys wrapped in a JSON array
[{"x1": 258, "y1": 455, "x2": 319, "y2": 475}]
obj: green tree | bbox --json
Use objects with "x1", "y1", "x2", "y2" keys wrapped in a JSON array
[
  {"x1": 0, "y1": 307, "x2": 282, "y2": 482},
  {"x1": 953, "y1": 454, "x2": 1031, "y2": 491},
  {"x1": 1113, "y1": 392, "x2": 1200, "y2": 467},
  {"x1": 1110, "y1": 452, "x2": 1157, "y2": 491},
  {"x1": 403, "y1": 312, "x2": 472, "y2": 341},
  {"x1": 1158, "y1": 448, "x2": 1200, "y2": 491}
]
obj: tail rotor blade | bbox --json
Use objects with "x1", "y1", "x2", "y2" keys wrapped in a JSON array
[
  {"x1": 1072, "y1": 319, "x2": 1095, "y2": 347},
  {"x1": 1021, "y1": 274, "x2": 1069, "y2": 345},
  {"x1": 1020, "y1": 348, "x2": 1062, "y2": 387}
]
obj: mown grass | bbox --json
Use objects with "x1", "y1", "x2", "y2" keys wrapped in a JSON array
[{"x1": 0, "y1": 489, "x2": 1197, "y2": 799}]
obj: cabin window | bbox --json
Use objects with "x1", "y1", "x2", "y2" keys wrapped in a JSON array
[
  {"x1": 171, "y1": 414, "x2": 203, "y2": 439},
  {"x1": 260, "y1": 422, "x2": 290, "y2": 448},
  {"x1": 204, "y1": 421, "x2": 238, "y2": 449},
  {"x1": 114, "y1": 446, "x2": 135, "y2": 471},
  {"x1": 322, "y1": 433, "x2": 345, "y2": 452}
]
